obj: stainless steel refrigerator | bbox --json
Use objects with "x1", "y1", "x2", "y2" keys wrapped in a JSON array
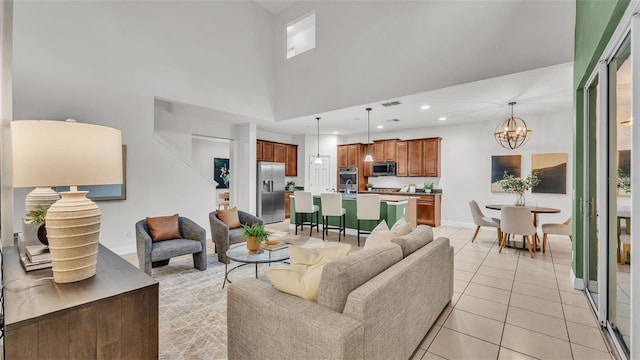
[{"x1": 257, "y1": 162, "x2": 285, "y2": 223}]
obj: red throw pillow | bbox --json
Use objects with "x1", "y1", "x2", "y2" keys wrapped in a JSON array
[{"x1": 146, "y1": 214, "x2": 182, "y2": 242}]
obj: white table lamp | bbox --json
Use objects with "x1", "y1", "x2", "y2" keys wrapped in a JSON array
[{"x1": 12, "y1": 119, "x2": 122, "y2": 283}]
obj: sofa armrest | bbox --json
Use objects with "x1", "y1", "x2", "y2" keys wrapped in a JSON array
[
  {"x1": 227, "y1": 279, "x2": 364, "y2": 360},
  {"x1": 238, "y1": 210, "x2": 263, "y2": 226},
  {"x1": 209, "y1": 211, "x2": 230, "y2": 262}
]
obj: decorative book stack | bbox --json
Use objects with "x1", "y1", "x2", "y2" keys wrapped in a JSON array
[{"x1": 20, "y1": 244, "x2": 52, "y2": 271}]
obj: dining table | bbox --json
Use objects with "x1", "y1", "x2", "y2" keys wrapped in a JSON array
[{"x1": 485, "y1": 204, "x2": 561, "y2": 250}]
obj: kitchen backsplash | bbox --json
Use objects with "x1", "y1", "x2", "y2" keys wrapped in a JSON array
[{"x1": 368, "y1": 176, "x2": 440, "y2": 189}]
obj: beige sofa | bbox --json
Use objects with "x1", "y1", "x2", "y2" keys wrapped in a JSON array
[{"x1": 227, "y1": 226, "x2": 454, "y2": 360}]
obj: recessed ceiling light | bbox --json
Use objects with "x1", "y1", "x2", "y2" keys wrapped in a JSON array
[
  {"x1": 377, "y1": 125, "x2": 384, "y2": 129},
  {"x1": 421, "y1": 105, "x2": 430, "y2": 110},
  {"x1": 332, "y1": 131, "x2": 339, "y2": 134},
  {"x1": 439, "y1": 117, "x2": 447, "y2": 121}
]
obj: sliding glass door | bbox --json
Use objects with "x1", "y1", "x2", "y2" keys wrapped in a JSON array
[{"x1": 584, "y1": 14, "x2": 639, "y2": 359}]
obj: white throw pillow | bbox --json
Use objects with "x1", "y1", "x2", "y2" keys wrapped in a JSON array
[
  {"x1": 390, "y1": 218, "x2": 412, "y2": 236},
  {"x1": 265, "y1": 244, "x2": 351, "y2": 301},
  {"x1": 363, "y1": 229, "x2": 396, "y2": 249},
  {"x1": 363, "y1": 219, "x2": 395, "y2": 250}
]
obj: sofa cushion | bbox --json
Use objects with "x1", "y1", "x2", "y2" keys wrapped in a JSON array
[
  {"x1": 146, "y1": 214, "x2": 182, "y2": 242},
  {"x1": 151, "y1": 239, "x2": 202, "y2": 261},
  {"x1": 391, "y1": 225, "x2": 434, "y2": 258},
  {"x1": 266, "y1": 244, "x2": 351, "y2": 301},
  {"x1": 317, "y1": 242, "x2": 403, "y2": 313},
  {"x1": 217, "y1": 207, "x2": 241, "y2": 229},
  {"x1": 228, "y1": 228, "x2": 245, "y2": 244}
]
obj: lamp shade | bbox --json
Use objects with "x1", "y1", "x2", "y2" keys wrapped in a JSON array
[{"x1": 11, "y1": 120, "x2": 123, "y2": 187}]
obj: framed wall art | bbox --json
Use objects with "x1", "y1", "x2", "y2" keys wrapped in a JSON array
[
  {"x1": 214, "y1": 157, "x2": 230, "y2": 189},
  {"x1": 491, "y1": 155, "x2": 521, "y2": 192},
  {"x1": 531, "y1": 153, "x2": 567, "y2": 194}
]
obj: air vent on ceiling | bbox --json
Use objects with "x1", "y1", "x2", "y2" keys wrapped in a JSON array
[
  {"x1": 381, "y1": 100, "x2": 402, "y2": 107},
  {"x1": 387, "y1": 118, "x2": 400, "y2": 122}
]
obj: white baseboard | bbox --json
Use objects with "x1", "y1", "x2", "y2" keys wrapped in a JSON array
[
  {"x1": 570, "y1": 267, "x2": 585, "y2": 290},
  {"x1": 440, "y1": 220, "x2": 476, "y2": 229}
]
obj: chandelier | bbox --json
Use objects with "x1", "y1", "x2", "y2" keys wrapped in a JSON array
[{"x1": 494, "y1": 101, "x2": 531, "y2": 150}]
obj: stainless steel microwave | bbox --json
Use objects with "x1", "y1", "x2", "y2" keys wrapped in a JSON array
[{"x1": 372, "y1": 162, "x2": 396, "y2": 176}]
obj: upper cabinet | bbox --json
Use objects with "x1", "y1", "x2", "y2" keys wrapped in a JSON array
[
  {"x1": 422, "y1": 138, "x2": 441, "y2": 177},
  {"x1": 257, "y1": 140, "x2": 298, "y2": 176},
  {"x1": 337, "y1": 145, "x2": 348, "y2": 168},
  {"x1": 285, "y1": 144, "x2": 298, "y2": 176},
  {"x1": 407, "y1": 140, "x2": 423, "y2": 176},
  {"x1": 347, "y1": 144, "x2": 360, "y2": 167},
  {"x1": 396, "y1": 141, "x2": 408, "y2": 176},
  {"x1": 274, "y1": 143, "x2": 286, "y2": 163},
  {"x1": 372, "y1": 140, "x2": 397, "y2": 162}
]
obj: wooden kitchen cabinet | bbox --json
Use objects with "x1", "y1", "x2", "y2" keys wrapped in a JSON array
[
  {"x1": 373, "y1": 142, "x2": 384, "y2": 162},
  {"x1": 338, "y1": 145, "x2": 348, "y2": 168},
  {"x1": 396, "y1": 141, "x2": 408, "y2": 176},
  {"x1": 257, "y1": 140, "x2": 297, "y2": 175},
  {"x1": 347, "y1": 144, "x2": 359, "y2": 167},
  {"x1": 384, "y1": 140, "x2": 397, "y2": 161},
  {"x1": 274, "y1": 143, "x2": 286, "y2": 163},
  {"x1": 285, "y1": 192, "x2": 291, "y2": 218},
  {"x1": 285, "y1": 144, "x2": 298, "y2": 176},
  {"x1": 422, "y1": 138, "x2": 441, "y2": 177},
  {"x1": 262, "y1": 141, "x2": 274, "y2": 161},
  {"x1": 416, "y1": 195, "x2": 441, "y2": 227},
  {"x1": 256, "y1": 140, "x2": 263, "y2": 161},
  {"x1": 407, "y1": 140, "x2": 423, "y2": 176}
]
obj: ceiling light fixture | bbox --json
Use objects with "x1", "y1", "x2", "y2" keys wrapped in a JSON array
[
  {"x1": 421, "y1": 105, "x2": 430, "y2": 110},
  {"x1": 377, "y1": 125, "x2": 384, "y2": 129},
  {"x1": 438, "y1": 117, "x2": 447, "y2": 121},
  {"x1": 494, "y1": 101, "x2": 531, "y2": 150},
  {"x1": 314, "y1": 117, "x2": 322, "y2": 164},
  {"x1": 332, "y1": 131, "x2": 339, "y2": 134},
  {"x1": 364, "y1": 108, "x2": 374, "y2": 162}
]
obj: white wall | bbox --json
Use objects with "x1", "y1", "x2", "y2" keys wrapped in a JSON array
[
  {"x1": 274, "y1": 1, "x2": 574, "y2": 120},
  {"x1": 345, "y1": 111, "x2": 574, "y2": 228},
  {"x1": 12, "y1": 1, "x2": 274, "y2": 253}
]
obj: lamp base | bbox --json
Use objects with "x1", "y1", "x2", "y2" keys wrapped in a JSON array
[
  {"x1": 45, "y1": 191, "x2": 101, "y2": 283},
  {"x1": 25, "y1": 187, "x2": 60, "y2": 213}
]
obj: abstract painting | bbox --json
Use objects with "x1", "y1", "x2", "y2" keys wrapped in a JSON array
[
  {"x1": 531, "y1": 153, "x2": 567, "y2": 194},
  {"x1": 214, "y1": 158, "x2": 230, "y2": 189},
  {"x1": 491, "y1": 155, "x2": 521, "y2": 192}
]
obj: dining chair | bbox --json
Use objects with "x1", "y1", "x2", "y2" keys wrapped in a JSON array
[
  {"x1": 321, "y1": 193, "x2": 346, "y2": 241},
  {"x1": 541, "y1": 218, "x2": 572, "y2": 253},
  {"x1": 357, "y1": 194, "x2": 381, "y2": 247},
  {"x1": 500, "y1": 206, "x2": 537, "y2": 258},
  {"x1": 293, "y1": 191, "x2": 320, "y2": 236},
  {"x1": 468, "y1": 200, "x2": 501, "y2": 242}
]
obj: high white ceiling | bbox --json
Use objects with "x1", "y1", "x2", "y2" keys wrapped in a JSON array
[
  {"x1": 254, "y1": 0, "x2": 297, "y2": 14},
  {"x1": 261, "y1": 62, "x2": 573, "y2": 136}
]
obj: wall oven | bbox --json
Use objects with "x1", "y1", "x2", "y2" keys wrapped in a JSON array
[{"x1": 339, "y1": 167, "x2": 358, "y2": 192}]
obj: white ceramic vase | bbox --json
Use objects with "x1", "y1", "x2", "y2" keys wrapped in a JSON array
[{"x1": 45, "y1": 191, "x2": 101, "y2": 283}]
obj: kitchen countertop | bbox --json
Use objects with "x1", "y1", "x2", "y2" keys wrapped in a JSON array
[{"x1": 360, "y1": 190, "x2": 442, "y2": 196}]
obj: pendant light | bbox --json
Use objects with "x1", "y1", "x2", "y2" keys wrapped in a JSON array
[
  {"x1": 494, "y1": 101, "x2": 532, "y2": 150},
  {"x1": 314, "y1": 117, "x2": 323, "y2": 164},
  {"x1": 364, "y1": 107, "x2": 374, "y2": 162}
]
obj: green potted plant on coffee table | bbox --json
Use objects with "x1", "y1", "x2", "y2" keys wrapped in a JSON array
[{"x1": 241, "y1": 223, "x2": 269, "y2": 253}]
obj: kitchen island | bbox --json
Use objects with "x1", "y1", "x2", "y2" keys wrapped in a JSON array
[{"x1": 289, "y1": 194, "x2": 417, "y2": 232}]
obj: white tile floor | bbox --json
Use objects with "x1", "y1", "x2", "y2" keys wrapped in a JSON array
[{"x1": 411, "y1": 226, "x2": 615, "y2": 360}]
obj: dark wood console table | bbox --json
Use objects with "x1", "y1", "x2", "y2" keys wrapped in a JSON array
[{"x1": 3, "y1": 244, "x2": 158, "y2": 359}]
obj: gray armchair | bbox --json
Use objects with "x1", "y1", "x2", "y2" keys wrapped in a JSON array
[
  {"x1": 135, "y1": 217, "x2": 207, "y2": 275},
  {"x1": 209, "y1": 210, "x2": 263, "y2": 263}
]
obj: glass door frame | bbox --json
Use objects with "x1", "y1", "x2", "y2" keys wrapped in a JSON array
[{"x1": 583, "y1": 4, "x2": 640, "y2": 359}]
